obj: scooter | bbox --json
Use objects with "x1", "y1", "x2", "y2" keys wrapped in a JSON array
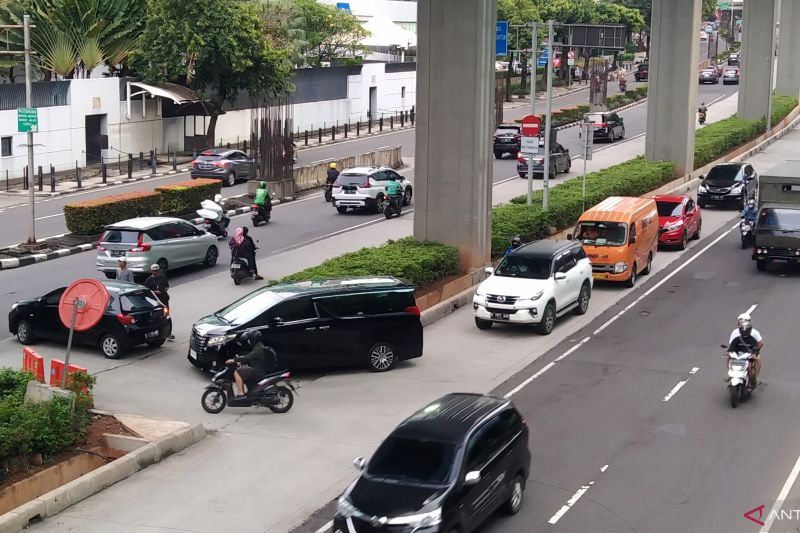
[
  {"x1": 698, "y1": 111, "x2": 707, "y2": 125},
  {"x1": 382, "y1": 195, "x2": 403, "y2": 219},
  {"x1": 723, "y1": 345, "x2": 756, "y2": 408},
  {"x1": 324, "y1": 182, "x2": 334, "y2": 202},
  {"x1": 251, "y1": 201, "x2": 271, "y2": 227},
  {"x1": 230, "y1": 256, "x2": 258, "y2": 285},
  {"x1": 619, "y1": 78, "x2": 627, "y2": 92},
  {"x1": 201, "y1": 360, "x2": 295, "y2": 414},
  {"x1": 196, "y1": 196, "x2": 230, "y2": 239},
  {"x1": 740, "y1": 217, "x2": 755, "y2": 249}
]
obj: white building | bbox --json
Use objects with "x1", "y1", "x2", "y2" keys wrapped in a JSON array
[{"x1": 317, "y1": 0, "x2": 417, "y2": 33}]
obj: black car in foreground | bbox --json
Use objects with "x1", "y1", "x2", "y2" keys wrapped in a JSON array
[
  {"x1": 697, "y1": 162, "x2": 758, "y2": 209},
  {"x1": 334, "y1": 393, "x2": 531, "y2": 533},
  {"x1": 9, "y1": 281, "x2": 171, "y2": 359},
  {"x1": 188, "y1": 277, "x2": 423, "y2": 373},
  {"x1": 493, "y1": 124, "x2": 521, "y2": 159}
]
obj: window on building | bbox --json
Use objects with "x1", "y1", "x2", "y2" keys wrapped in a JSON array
[
  {"x1": 1, "y1": 137, "x2": 12, "y2": 157},
  {"x1": 401, "y1": 86, "x2": 406, "y2": 99}
]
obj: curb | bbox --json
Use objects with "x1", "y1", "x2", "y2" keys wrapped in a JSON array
[{"x1": 0, "y1": 423, "x2": 206, "y2": 533}]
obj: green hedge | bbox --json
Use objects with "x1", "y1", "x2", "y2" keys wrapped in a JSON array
[
  {"x1": 64, "y1": 191, "x2": 161, "y2": 235},
  {"x1": 156, "y1": 178, "x2": 221, "y2": 215},
  {"x1": 281, "y1": 237, "x2": 459, "y2": 286}
]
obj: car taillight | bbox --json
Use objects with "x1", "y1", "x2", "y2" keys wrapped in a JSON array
[
  {"x1": 404, "y1": 305, "x2": 421, "y2": 317},
  {"x1": 597, "y1": 123, "x2": 609, "y2": 128},
  {"x1": 252, "y1": 204, "x2": 259, "y2": 209},
  {"x1": 190, "y1": 160, "x2": 198, "y2": 167},
  {"x1": 362, "y1": 180, "x2": 370, "y2": 188},
  {"x1": 129, "y1": 233, "x2": 151, "y2": 252},
  {"x1": 214, "y1": 161, "x2": 226, "y2": 168},
  {"x1": 493, "y1": 135, "x2": 499, "y2": 140},
  {"x1": 116, "y1": 313, "x2": 135, "y2": 325},
  {"x1": 96, "y1": 237, "x2": 106, "y2": 252}
]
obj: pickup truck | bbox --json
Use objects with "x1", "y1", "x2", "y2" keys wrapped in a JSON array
[{"x1": 752, "y1": 161, "x2": 800, "y2": 271}]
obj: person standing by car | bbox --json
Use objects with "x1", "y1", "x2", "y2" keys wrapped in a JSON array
[
  {"x1": 115, "y1": 258, "x2": 135, "y2": 283},
  {"x1": 145, "y1": 264, "x2": 174, "y2": 341}
]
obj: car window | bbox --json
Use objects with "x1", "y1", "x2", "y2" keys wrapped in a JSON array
[
  {"x1": 465, "y1": 412, "x2": 518, "y2": 472},
  {"x1": 706, "y1": 165, "x2": 741, "y2": 182},
  {"x1": 316, "y1": 290, "x2": 415, "y2": 318},
  {"x1": 577, "y1": 221, "x2": 628, "y2": 246},
  {"x1": 179, "y1": 222, "x2": 202, "y2": 237},
  {"x1": 495, "y1": 255, "x2": 552, "y2": 280},
  {"x1": 386, "y1": 171, "x2": 403, "y2": 181},
  {"x1": 101, "y1": 229, "x2": 140, "y2": 244},
  {"x1": 219, "y1": 290, "x2": 283, "y2": 326},
  {"x1": 337, "y1": 173, "x2": 368, "y2": 186},
  {"x1": 495, "y1": 126, "x2": 520, "y2": 135},
  {"x1": 372, "y1": 171, "x2": 388, "y2": 182},
  {"x1": 657, "y1": 201, "x2": 683, "y2": 217},
  {"x1": 686, "y1": 199, "x2": 695, "y2": 212},
  {"x1": 43, "y1": 288, "x2": 66, "y2": 306},
  {"x1": 158, "y1": 223, "x2": 185, "y2": 240},
  {"x1": 557, "y1": 252, "x2": 577, "y2": 273},
  {"x1": 629, "y1": 222, "x2": 637, "y2": 241},
  {"x1": 121, "y1": 290, "x2": 161, "y2": 311},
  {"x1": 574, "y1": 247, "x2": 587, "y2": 261},
  {"x1": 271, "y1": 298, "x2": 318, "y2": 322}
]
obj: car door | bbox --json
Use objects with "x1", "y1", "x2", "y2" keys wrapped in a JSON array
[
  {"x1": 38, "y1": 287, "x2": 68, "y2": 341},
  {"x1": 178, "y1": 221, "x2": 210, "y2": 265},
  {"x1": 554, "y1": 251, "x2": 580, "y2": 308},
  {"x1": 255, "y1": 297, "x2": 326, "y2": 369},
  {"x1": 556, "y1": 144, "x2": 568, "y2": 171},
  {"x1": 610, "y1": 113, "x2": 623, "y2": 136},
  {"x1": 233, "y1": 151, "x2": 251, "y2": 179},
  {"x1": 313, "y1": 293, "x2": 374, "y2": 365},
  {"x1": 683, "y1": 198, "x2": 698, "y2": 236},
  {"x1": 165, "y1": 221, "x2": 203, "y2": 266},
  {"x1": 371, "y1": 170, "x2": 388, "y2": 198}
]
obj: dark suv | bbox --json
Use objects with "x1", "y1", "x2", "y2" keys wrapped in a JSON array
[
  {"x1": 334, "y1": 393, "x2": 531, "y2": 533},
  {"x1": 583, "y1": 111, "x2": 625, "y2": 142},
  {"x1": 697, "y1": 162, "x2": 758, "y2": 209},
  {"x1": 493, "y1": 124, "x2": 521, "y2": 159},
  {"x1": 188, "y1": 277, "x2": 423, "y2": 372},
  {"x1": 634, "y1": 63, "x2": 649, "y2": 81}
]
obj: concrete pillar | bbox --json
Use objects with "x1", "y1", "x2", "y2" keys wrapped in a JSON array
[
  {"x1": 738, "y1": 0, "x2": 777, "y2": 119},
  {"x1": 413, "y1": 0, "x2": 495, "y2": 270},
  {"x1": 776, "y1": 0, "x2": 800, "y2": 98},
  {"x1": 645, "y1": 0, "x2": 701, "y2": 178}
]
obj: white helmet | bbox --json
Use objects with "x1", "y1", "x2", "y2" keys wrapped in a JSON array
[
  {"x1": 214, "y1": 194, "x2": 222, "y2": 203},
  {"x1": 737, "y1": 313, "x2": 752, "y2": 334}
]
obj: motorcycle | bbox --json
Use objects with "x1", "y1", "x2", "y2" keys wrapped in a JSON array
[
  {"x1": 196, "y1": 198, "x2": 230, "y2": 239},
  {"x1": 382, "y1": 195, "x2": 403, "y2": 219},
  {"x1": 722, "y1": 345, "x2": 756, "y2": 408},
  {"x1": 619, "y1": 79, "x2": 627, "y2": 92},
  {"x1": 230, "y1": 256, "x2": 258, "y2": 285},
  {"x1": 201, "y1": 360, "x2": 295, "y2": 414},
  {"x1": 324, "y1": 182, "x2": 334, "y2": 202},
  {"x1": 251, "y1": 201, "x2": 271, "y2": 227},
  {"x1": 740, "y1": 218, "x2": 754, "y2": 249},
  {"x1": 698, "y1": 111, "x2": 707, "y2": 125}
]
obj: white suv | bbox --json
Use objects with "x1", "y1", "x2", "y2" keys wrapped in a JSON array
[
  {"x1": 332, "y1": 166, "x2": 413, "y2": 214},
  {"x1": 473, "y1": 240, "x2": 592, "y2": 335}
]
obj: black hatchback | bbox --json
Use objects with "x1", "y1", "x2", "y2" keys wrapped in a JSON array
[
  {"x1": 188, "y1": 277, "x2": 424, "y2": 373},
  {"x1": 334, "y1": 393, "x2": 531, "y2": 533},
  {"x1": 8, "y1": 281, "x2": 171, "y2": 359}
]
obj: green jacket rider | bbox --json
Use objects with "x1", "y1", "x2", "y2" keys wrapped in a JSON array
[{"x1": 254, "y1": 182, "x2": 271, "y2": 206}]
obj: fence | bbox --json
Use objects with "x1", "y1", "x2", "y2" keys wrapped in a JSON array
[{"x1": 291, "y1": 108, "x2": 415, "y2": 147}]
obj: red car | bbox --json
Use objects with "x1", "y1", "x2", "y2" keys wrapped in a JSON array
[{"x1": 654, "y1": 194, "x2": 702, "y2": 249}]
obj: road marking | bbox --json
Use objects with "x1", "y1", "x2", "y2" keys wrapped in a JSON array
[
  {"x1": 34, "y1": 212, "x2": 63, "y2": 220},
  {"x1": 745, "y1": 303, "x2": 758, "y2": 315},
  {"x1": 663, "y1": 380, "x2": 689, "y2": 402},
  {"x1": 505, "y1": 336, "x2": 590, "y2": 398},
  {"x1": 761, "y1": 454, "x2": 800, "y2": 532},
  {"x1": 314, "y1": 520, "x2": 332, "y2": 533},
  {"x1": 689, "y1": 366, "x2": 699, "y2": 375},
  {"x1": 548, "y1": 465, "x2": 609, "y2": 525}
]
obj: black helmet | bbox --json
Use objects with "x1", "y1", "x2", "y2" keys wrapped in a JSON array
[
  {"x1": 242, "y1": 226, "x2": 249, "y2": 235},
  {"x1": 243, "y1": 329, "x2": 262, "y2": 346},
  {"x1": 511, "y1": 235, "x2": 522, "y2": 248}
]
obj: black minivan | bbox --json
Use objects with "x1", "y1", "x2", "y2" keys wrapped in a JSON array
[
  {"x1": 188, "y1": 277, "x2": 423, "y2": 372},
  {"x1": 334, "y1": 393, "x2": 531, "y2": 533}
]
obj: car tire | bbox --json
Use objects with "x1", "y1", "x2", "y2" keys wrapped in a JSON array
[
  {"x1": 504, "y1": 474, "x2": 526, "y2": 515},
  {"x1": 475, "y1": 318, "x2": 493, "y2": 330},
  {"x1": 375, "y1": 193, "x2": 385, "y2": 213},
  {"x1": 403, "y1": 187, "x2": 413, "y2": 206},
  {"x1": 147, "y1": 338, "x2": 167, "y2": 348},
  {"x1": 574, "y1": 283, "x2": 591, "y2": 315},
  {"x1": 494, "y1": 151, "x2": 502, "y2": 159},
  {"x1": 564, "y1": 159, "x2": 571, "y2": 173},
  {"x1": 642, "y1": 253, "x2": 653, "y2": 275},
  {"x1": 678, "y1": 231, "x2": 688, "y2": 250},
  {"x1": 203, "y1": 246, "x2": 218, "y2": 267},
  {"x1": 100, "y1": 333, "x2": 125, "y2": 359},
  {"x1": 225, "y1": 172, "x2": 236, "y2": 187},
  {"x1": 16, "y1": 319, "x2": 35, "y2": 344},
  {"x1": 619, "y1": 126, "x2": 626, "y2": 139},
  {"x1": 536, "y1": 302, "x2": 556, "y2": 335},
  {"x1": 626, "y1": 264, "x2": 637, "y2": 288},
  {"x1": 367, "y1": 342, "x2": 397, "y2": 372},
  {"x1": 336, "y1": 206, "x2": 348, "y2": 214},
  {"x1": 157, "y1": 258, "x2": 168, "y2": 274},
  {"x1": 609, "y1": 131, "x2": 615, "y2": 143},
  {"x1": 693, "y1": 221, "x2": 702, "y2": 240}
]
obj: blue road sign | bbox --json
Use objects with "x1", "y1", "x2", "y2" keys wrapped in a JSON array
[
  {"x1": 496, "y1": 21, "x2": 508, "y2": 56},
  {"x1": 538, "y1": 52, "x2": 548, "y2": 67}
]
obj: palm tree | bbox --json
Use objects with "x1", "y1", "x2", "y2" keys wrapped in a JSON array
[{"x1": 260, "y1": 0, "x2": 308, "y2": 67}]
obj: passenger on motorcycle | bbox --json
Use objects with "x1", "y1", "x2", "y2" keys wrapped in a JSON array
[
  {"x1": 384, "y1": 174, "x2": 403, "y2": 211},
  {"x1": 226, "y1": 330, "x2": 276, "y2": 397},
  {"x1": 504, "y1": 235, "x2": 523, "y2": 256},
  {"x1": 727, "y1": 313, "x2": 764, "y2": 388},
  {"x1": 229, "y1": 227, "x2": 262, "y2": 280},
  {"x1": 741, "y1": 199, "x2": 758, "y2": 223}
]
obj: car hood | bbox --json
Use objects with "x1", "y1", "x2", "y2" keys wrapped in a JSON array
[
  {"x1": 479, "y1": 274, "x2": 549, "y2": 296},
  {"x1": 703, "y1": 178, "x2": 738, "y2": 187},
  {"x1": 193, "y1": 314, "x2": 233, "y2": 336},
  {"x1": 348, "y1": 477, "x2": 446, "y2": 517},
  {"x1": 658, "y1": 215, "x2": 681, "y2": 227}
]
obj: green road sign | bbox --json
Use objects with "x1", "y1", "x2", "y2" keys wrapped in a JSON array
[
  {"x1": 718, "y1": 1, "x2": 730, "y2": 9},
  {"x1": 17, "y1": 107, "x2": 38, "y2": 133}
]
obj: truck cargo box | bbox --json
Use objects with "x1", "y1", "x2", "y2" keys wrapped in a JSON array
[{"x1": 757, "y1": 161, "x2": 800, "y2": 207}]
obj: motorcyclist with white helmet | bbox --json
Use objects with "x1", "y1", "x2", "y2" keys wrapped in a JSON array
[{"x1": 727, "y1": 313, "x2": 764, "y2": 388}]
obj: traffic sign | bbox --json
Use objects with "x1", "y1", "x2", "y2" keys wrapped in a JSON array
[
  {"x1": 496, "y1": 21, "x2": 508, "y2": 56},
  {"x1": 567, "y1": 50, "x2": 575, "y2": 59},
  {"x1": 553, "y1": 57, "x2": 562, "y2": 68},
  {"x1": 580, "y1": 122, "x2": 594, "y2": 160},
  {"x1": 17, "y1": 107, "x2": 37, "y2": 133},
  {"x1": 719, "y1": 1, "x2": 730, "y2": 9},
  {"x1": 521, "y1": 136, "x2": 538, "y2": 154},
  {"x1": 537, "y1": 48, "x2": 548, "y2": 67},
  {"x1": 520, "y1": 114, "x2": 541, "y2": 137}
]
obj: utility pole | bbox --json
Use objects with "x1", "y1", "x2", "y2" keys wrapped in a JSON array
[
  {"x1": 527, "y1": 21, "x2": 538, "y2": 205},
  {"x1": 542, "y1": 20, "x2": 554, "y2": 211},
  {"x1": 24, "y1": 14, "x2": 35, "y2": 243}
]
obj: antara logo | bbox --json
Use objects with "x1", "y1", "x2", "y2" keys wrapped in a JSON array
[{"x1": 743, "y1": 505, "x2": 765, "y2": 527}]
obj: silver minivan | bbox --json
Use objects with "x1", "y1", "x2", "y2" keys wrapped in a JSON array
[{"x1": 96, "y1": 217, "x2": 219, "y2": 278}]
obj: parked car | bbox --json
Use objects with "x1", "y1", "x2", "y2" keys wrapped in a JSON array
[
  {"x1": 723, "y1": 68, "x2": 740, "y2": 84},
  {"x1": 190, "y1": 148, "x2": 253, "y2": 187},
  {"x1": 728, "y1": 52, "x2": 740, "y2": 66},
  {"x1": 697, "y1": 162, "x2": 758, "y2": 209},
  {"x1": 96, "y1": 217, "x2": 219, "y2": 278},
  {"x1": 699, "y1": 68, "x2": 719, "y2": 84},
  {"x1": 634, "y1": 63, "x2": 648, "y2": 82},
  {"x1": 493, "y1": 124, "x2": 522, "y2": 159},
  {"x1": 9, "y1": 281, "x2": 172, "y2": 359},
  {"x1": 699, "y1": 31, "x2": 708, "y2": 41},
  {"x1": 654, "y1": 194, "x2": 702, "y2": 249},
  {"x1": 582, "y1": 111, "x2": 625, "y2": 142},
  {"x1": 331, "y1": 166, "x2": 412, "y2": 214},
  {"x1": 333, "y1": 393, "x2": 531, "y2": 533},
  {"x1": 473, "y1": 240, "x2": 592, "y2": 335},
  {"x1": 188, "y1": 277, "x2": 423, "y2": 372},
  {"x1": 516, "y1": 142, "x2": 571, "y2": 178}
]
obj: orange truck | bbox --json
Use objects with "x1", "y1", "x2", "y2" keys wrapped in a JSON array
[{"x1": 571, "y1": 196, "x2": 659, "y2": 287}]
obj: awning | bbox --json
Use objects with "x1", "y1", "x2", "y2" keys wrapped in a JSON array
[
  {"x1": 129, "y1": 81, "x2": 204, "y2": 105},
  {"x1": 126, "y1": 81, "x2": 221, "y2": 118}
]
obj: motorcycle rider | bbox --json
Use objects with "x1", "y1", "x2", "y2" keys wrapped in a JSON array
[
  {"x1": 253, "y1": 181, "x2": 272, "y2": 219},
  {"x1": 326, "y1": 163, "x2": 339, "y2": 185},
  {"x1": 698, "y1": 102, "x2": 708, "y2": 123},
  {"x1": 384, "y1": 174, "x2": 403, "y2": 212},
  {"x1": 241, "y1": 226, "x2": 262, "y2": 280},
  {"x1": 226, "y1": 330, "x2": 276, "y2": 397},
  {"x1": 727, "y1": 313, "x2": 764, "y2": 388},
  {"x1": 504, "y1": 235, "x2": 523, "y2": 256},
  {"x1": 741, "y1": 198, "x2": 758, "y2": 223}
]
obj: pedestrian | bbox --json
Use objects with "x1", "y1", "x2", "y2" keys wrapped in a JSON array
[
  {"x1": 144, "y1": 264, "x2": 174, "y2": 341},
  {"x1": 115, "y1": 258, "x2": 134, "y2": 283},
  {"x1": 575, "y1": 66, "x2": 582, "y2": 84}
]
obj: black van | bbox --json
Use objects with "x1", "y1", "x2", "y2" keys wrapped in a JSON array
[
  {"x1": 188, "y1": 277, "x2": 423, "y2": 372},
  {"x1": 334, "y1": 393, "x2": 531, "y2": 533}
]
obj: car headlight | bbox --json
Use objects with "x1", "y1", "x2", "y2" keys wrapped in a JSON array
[
  {"x1": 664, "y1": 220, "x2": 684, "y2": 232},
  {"x1": 337, "y1": 497, "x2": 357, "y2": 518},
  {"x1": 387, "y1": 507, "x2": 442, "y2": 528},
  {"x1": 614, "y1": 262, "x2": 628, "y2": 274},
  {"x1": 207, "y1": 334, "x2": 237, "y2": 347},
  {"x1": 528, "y1": 290, "x2": 544, "y2": 301},
  {"x1": 698, "y1": 184, "x2": 708, "y2": 193},
  {"x1": 11, "y1": 303, "x2": 18, "y2": 311},
  {"x1": 730, "y1": 182, "x2": 743, "y2": 191}
]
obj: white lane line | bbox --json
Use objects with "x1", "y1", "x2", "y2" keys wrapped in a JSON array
[
  {"x1": 548, "y1": 465, "x2": 610, "y2": 525},
  {"x1": 505, "y1": 337, "x2": 590, "y2": 398},
  {"x1": 662, "y1": 380, "x2": 689, "y2": 402},
  {"x1": 745, "y1": 303, "x2": 758, "y2": 315},
  {"x1": 761, "y1": 454, "x2": 800, "y2": 532},
  {"x1": 314, "y1": 520, "x2": 332, "y2": 533},
  {"x1": 34, "y1": 212, "x2": 64, "y2": 220},
  {"x1": 689, "y1": 367, "x2": 699, "y2": 375},
  {"x1": 554, "y1": 336, "x2": 592, "y2": 362}
]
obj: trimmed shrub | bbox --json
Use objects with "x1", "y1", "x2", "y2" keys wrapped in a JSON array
[
  {"x1": 635, "y1": 85, "x2": 648, "y2": 98},
  {"x1": 281, "y1": 237, "x2": 459, "y2": 286},
  {"x1": 156, "y1": 178, "x2": 221, "y2": 215},
  {"x1": 64, "y1": 191, "x2": 160, "y2": 235}
]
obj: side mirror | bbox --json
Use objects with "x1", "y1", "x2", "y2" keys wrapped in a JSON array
[
  {"x1": 629, "y1": 235, "x2": 637, "y2": 244},
  {"x1": 567, "y1": 233, "x2": 574, "y2": 240},
  {"x1": 464, "y1": 471, "x2": 481, "y2": 486},
  {"x1": 353, "y1": 457, "x2": 366, "y2": 471},
  {"x1": 720, "y1": 344, "x2": 728, "y2": 349},
  {"x1": 554, "y1": 272, "x2": 567, "y2": 280},
  {"x1": 484, "y1": 267, "x2": 494, "y2": 275},
  {"x1": 699, "y1": 174, "x2": 705, "y2": 180}
]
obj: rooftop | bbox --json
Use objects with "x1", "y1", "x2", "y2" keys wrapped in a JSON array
[
  {"x1": 514, "y1": 239, "x2": 575, "y2": 258},
  {"x1": 393, "y1": 393, "x2": 510, "y2": 443}
]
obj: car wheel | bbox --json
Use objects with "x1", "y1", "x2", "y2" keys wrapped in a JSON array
[
  {"x1": 403, "y1": 187, "x2": 413, "y2": 206},
  {"x1": 619, "y1": 126, "x2": 626, "y2": 139},
  {"x1": 100, "y1": 333, "x2": 125, "y2": 359},
  {"x1": 642, "y1": 253, "x2": 653, "y2": 275},
  {"x1": 536, "y1": 302, "x2": 555, "y2": 335},
  {"x1": 157, "y1": 258, "x2": 168, "y2": 274},
  {"x1": 375, "y1": 193, "x2": 385, "y2": 213},
  {"x1": 609, "y1": 131, "x2": 615, "y2": 143},
  {"x1": 504, "y1": 474, "x2": 526, "y2": 515},
  {"x1": 225, "y1": 172, "x2": 236, "y2": 187},
  {"x1": 475, "y1": 318, "x2": 493, "y2": 330},
  {"x1": 367, "y1": 342, "x2": 397, "y2": 372},
  {"x1": 203, "y1": 246, "x2": 218, "y2": 267},
  {"x1": 574, "y1": 283, "x2": 591, "y2": 315},
  {"x1": 678, "y1": 231, "x2": 688, "y2": 250},
  {"x1": 16, "y1": 319, "x2": 34, "y2": 344},
  {"x1": 626, "y1": 264, "x2": 637, "y2": 288},
  {"x1": 494, "y1": 151, "x2": 502, "y2": 159},
  {"x1": 336, "y1": 206, "x2": 348, "y2": 214},
  {"x1": 564, "y1": 159, "x2": 571, "y2": 173},
  {"x1": 692, "y1": 221, "x2": 702, "y2": 240},
  {"x1": 104, "y1": 272, "x2": 115, "y2": 279}
]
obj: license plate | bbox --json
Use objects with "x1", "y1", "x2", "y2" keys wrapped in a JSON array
[
  {"x1": 189, "y1": 348, "x2": 197, "y2": 359},
  {"x1": 491, "y1": 312, "x2": 510, "y2": 320},
  {"x1": 145, "y1": 330, "x2": 159, "y2": 339},
  {"x1": 111, "y1": 250, "x2": 126, "y2": 257},
  {"x1": 345, "y1": 190, "x2": 355, "y2": 194},
  {"x1": 712, "y1": 195, "x2": 724, "y2": 200},
  {"x1": 231, "y1": 263, "x2": 240, "y2": 269},
  {"x1": 199, "y1": 164, "x2": 213, "y2": 170},
  {"x1": 592, "y1": 273, "x2": 607, "y2": 280}
]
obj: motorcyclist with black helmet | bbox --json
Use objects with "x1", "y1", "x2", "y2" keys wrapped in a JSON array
[
  {"x1": 226, "y1": 330, "x2": 276, "y2": 397},
  {"x1": 504, "y1": 235, "x2": 523, "y2": 256}
]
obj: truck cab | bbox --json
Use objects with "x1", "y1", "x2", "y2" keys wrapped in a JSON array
[{"x1": 752, "y1": 161, "x2": 800, "y2": 271}]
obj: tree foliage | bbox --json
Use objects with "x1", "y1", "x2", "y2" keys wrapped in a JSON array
[
  {"x1": 260, "y1": 0, "x2": 309, "y2": 67},
  {"x1": 291, "y1": 0, "x2": 367, "y2": 66}
]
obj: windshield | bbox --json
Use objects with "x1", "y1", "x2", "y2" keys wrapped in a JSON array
[
  {"x1": 495, "y1": 255, "x2": 552, "y2": 280},
  {"x1": 216, "y1": 290, "x2": 283, "y2": 326},
  {"x1": 197, "y1": 153, "x2": 223, "y2": 161},
  {"x1": 337, "y1": 173, "x2": 368, "y2": 186},
  {"x1": 576, "y1": 221, "x2": 628, "y2": 246},
  {"x1": 656, "y1": 201, "x2": 683, "y2": 217},
  {"x1": 758, "y1": 208, "x2": 800, "y2": 231},
  {"x1": 121, "y1": 291, "x2": 161, "y2": 312},
  {"x1": 367, "y1": 436, "x2": 455, "y2": 485},
  {"x1": 101, "y1": 229, "x2": 140, "y2": 244},
  {"x1": 706, "y1": 165, "x2": 741, "y2": 183},
  {"x1": 585, "y1": 113, "x2": 605, "y2": 123},
  {"x1": 495, "y1": 127, "x2": 519, "y2": 135}
]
